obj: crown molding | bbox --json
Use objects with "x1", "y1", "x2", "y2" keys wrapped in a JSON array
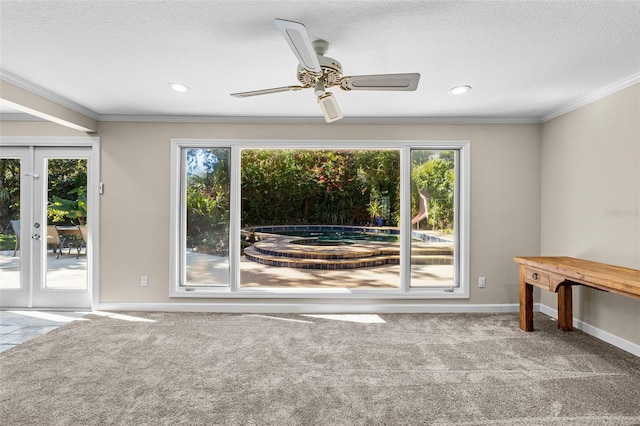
[
  {"x1": 0, "y1": 69, "x2": 99, "y2": 120},
  {"x1": 541, "y1": 72, "x2": 640, "y2": 123},
  {"x1": 96, "y1": 114, "x2": 542, "y2": 125}
]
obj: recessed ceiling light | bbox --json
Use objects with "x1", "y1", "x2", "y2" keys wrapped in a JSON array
[
  {"x1": 168, "y1": 82, "x2": 190, "y2": 92},
  {"x1": 449, "y1": 85, "x2": 472, "y2": 95}
]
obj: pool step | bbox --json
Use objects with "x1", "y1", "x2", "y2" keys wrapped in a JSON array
[
  {"x1": 410, "y1": 255, "x2": 454, "y2": 265},
  {"x1": 411, "y1": 247, "x2": 453, "y2": 256},
  {"x1": 252, "y1": 239, "x2": 452, "y2": 260},
  {"x1": 244, "y1": 246, "x2": 395, "y2": 269},
  {"x1": 244, "y1": 246, "x2": 453, "y2": 269}
]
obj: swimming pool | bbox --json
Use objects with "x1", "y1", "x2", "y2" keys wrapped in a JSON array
[
  {"x1": 244, "y1": 225, "x2": 453, "y2": 269},
  {"x1": 270, "y1": 229, "x2": 400, "y2": 244},
  {"x1": 252, "y1": 225, "x2": 449, "y2": 243}
]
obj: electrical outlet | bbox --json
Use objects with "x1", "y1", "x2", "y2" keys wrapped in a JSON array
[
  {"x1": 478, "y1": 276, "x2": 486, "y2": 288},
  {"x1": 140, "y1": 275, "x2": 148, "y2": 287}
]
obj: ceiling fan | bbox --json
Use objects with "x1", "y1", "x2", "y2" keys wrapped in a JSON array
[{"x1": 231, "y1": 18, "x2": 420, "y2": 123}]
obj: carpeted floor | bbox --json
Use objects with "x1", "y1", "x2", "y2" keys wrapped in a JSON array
[{"x1": 1, "y1": 311, "x2": 639, "y2": 425}]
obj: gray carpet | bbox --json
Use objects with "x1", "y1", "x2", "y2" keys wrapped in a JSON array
[{"x1": 1, "y1": 312, "x2": 639, "y2": 425}]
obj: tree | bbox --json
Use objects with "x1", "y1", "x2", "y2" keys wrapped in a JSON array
[
  {"x1": 239, "y1": 149, "x2": 401, "y2": 227},
  {"x1": 185, "y1": 148, "x2": 230, "y2": 254},
  {"x1": 46, "y1": 159, "x2": 88, "y2": 225},
  {"x1": 411, "y1": 151, "x2": 455, "y2": 231},
  {"x1": 0, "y1": 158, "x2": 88, "y2": 229},
  {"x1": 0, "y1": 159, "x2": 20, "y2": 229},
  {"x1": 48, "y1": 186, "x2": 87, "y2": 225}
]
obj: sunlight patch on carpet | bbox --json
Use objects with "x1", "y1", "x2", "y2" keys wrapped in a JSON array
[
  {"x1": 8, "y1": 310, "x2": 89, "y2": 323},
  {"x1": 91, "y1": 311, "x2": 157, "y2": 323},
  {"x1": 301, "y1": 314, "x2": 386, "y2": 324},
  {"x1": 246, "y1": 314, "x2": 315, "y2": 324}
]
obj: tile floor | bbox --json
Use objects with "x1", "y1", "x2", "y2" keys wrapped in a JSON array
[{"x1": 0, "y1": 310, "x2": 89, "y2": 353}]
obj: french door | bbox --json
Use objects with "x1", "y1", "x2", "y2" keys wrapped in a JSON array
[{"x1": 0, "y1": 142, "x2": 97, "y2": 308}]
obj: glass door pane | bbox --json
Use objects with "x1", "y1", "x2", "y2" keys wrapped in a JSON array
[
  {"x1": 44, "y1": 158, "x2": 88, "y2": 290},
  {"x1": 181, "y1": 148, "x2": 230, "y2": 287},
  {"x1": 239, "y1": 149, "x2": 401, "y2": 289},
  {"x1": 33, "y1": 148, "x2": 91, "y2": 308},
  {"x1": 410, "y1": 149, "x2": 456, "y2": 287},
  {"x1": 0, "y1": 154, "x2": 26, "y2": 296},
  {"x1": 0, "y1": 147, "x2": 31, "y2": 307}
]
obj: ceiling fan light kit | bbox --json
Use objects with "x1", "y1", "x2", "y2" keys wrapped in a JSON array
[
  {"x1": 231, "y1": 18, "x2": 420, "y2": 123},
  {"x1": 317, "y1": 92, "x2": 343, "y2": 123}
]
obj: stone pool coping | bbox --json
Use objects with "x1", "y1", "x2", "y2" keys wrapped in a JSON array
[{"x1": 246, "y1": 225, "x2": 454, "y2": 244}]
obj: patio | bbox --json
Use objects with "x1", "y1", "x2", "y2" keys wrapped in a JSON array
[
  {"x1": 0, "y1": 250, "x2": 87, "y2": 290},
  {"x1": 187, "y1": 253, "x2": 454, "y2": 289},
  {"x1": 1, "y1": 241, "x2": 454, "y2": 291}
]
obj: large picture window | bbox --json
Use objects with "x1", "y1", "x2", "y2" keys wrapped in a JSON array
[
  {"x1": 410, "y1": 149, "x2": 458, "y2": 288},
  {"x1": 170, "y1": 140, "x2": 469, "y2": 298},
  {"x1": 240, "y1": 149, "x2": 401, "y2": 289},
  {"x1": 176, "y1": 147, "x2": 230, "y2": 288}
]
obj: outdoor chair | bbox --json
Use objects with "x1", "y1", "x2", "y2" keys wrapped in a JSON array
[
  {"x1": 47, "y1": 225, "x2": 77, "y2": 259},
  {"x1": 76, "y1": 225, "x2": 88, "y2": 259},
  {"x1": 10, "y1": 220, "x2": 20, "y2": 257},
  {"x1": 47, "y1": 225, "x2": 62, "y2": 257}
]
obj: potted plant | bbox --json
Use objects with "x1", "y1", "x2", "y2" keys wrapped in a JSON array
[{"x1": 367, "y1": 199, "x2": 385, "y2": 227}]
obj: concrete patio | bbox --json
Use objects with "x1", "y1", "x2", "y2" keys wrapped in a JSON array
[{"x1": 0, "y1": 250, "x2": 87, "y2": 290}]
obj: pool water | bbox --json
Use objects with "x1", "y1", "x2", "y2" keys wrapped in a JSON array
[{"x1": 267, "y1": 230, "x2": 400, "y2": 243}]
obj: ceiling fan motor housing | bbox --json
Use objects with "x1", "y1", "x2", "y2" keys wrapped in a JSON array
[{"x1": 297, "y1": 55, "x2": 343, "y2": 88}]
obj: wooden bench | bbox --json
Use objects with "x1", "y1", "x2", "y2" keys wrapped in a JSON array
[{"x1": 513, "y1": 256, "x2": 640, "y2": 332}]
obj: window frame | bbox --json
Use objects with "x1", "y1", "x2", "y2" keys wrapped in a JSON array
[{"x1": 170, "y1": 139, "x2": 470, "y2": 299}]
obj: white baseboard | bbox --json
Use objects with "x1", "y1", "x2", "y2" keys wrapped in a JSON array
[
  {"x1": 94, "y1": 302, "x2": 528, "y2": 314},
  {"x1": 539, "y1": 304, "x2": 640, "y2": 357}
]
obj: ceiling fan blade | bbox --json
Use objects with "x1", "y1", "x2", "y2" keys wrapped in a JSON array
[
  {"x1": 231, "y1": 86, "x2": 304, "y2": 98},
  {"x1": 340, "y1": 73, "x2": 420, "y2": 91},
  {"x1": 274, "y1": 18, "x2": 322, "y2": 74}
]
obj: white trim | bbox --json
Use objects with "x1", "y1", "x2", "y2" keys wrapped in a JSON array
[
  {"x1": 0, "y1": 136, "x2": 99, "y2": 147},
  {"x1": 95, "y1": 302, "x2": 524, "y2": 314},
  {"x1": 89, "y1": 142, "x2": 101, "y2": 311},
  {"x1": 97, "y1": 114, "x2": 541, "y2": 124},
  {"x1": 399, "y1": 147, "x2": 411, "y2": 292},
  {"x1": 166, "y1": 288, "x2": 471, "y2": 299},
  {"x1": 229, "y1": 145, "x2": 241, "y2": 292},
  {"x1": 168, "y1": 139, "x2": 470, "y2": 299},
  {"x1": 0, "y1": 69, "x2": 99, "y2": 120},
  {"x1": 168, "y1": 141, "x2": 182, "y2": 297},
  {"x1": 539, "y1": 304, "x2": 640, "y2": 357},
  {"x1": 0, "y1": 136, "x2": 100, "y2": 311},
  {"x1": 458, "y1": 143, "x2": 471, "y2": 298},
  {"x1": 541, "y1": 72, "x2": 640, "y2": 122}
]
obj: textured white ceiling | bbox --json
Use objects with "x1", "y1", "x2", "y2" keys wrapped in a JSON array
[{"x1": 1, "y1": 0, "x2": 639, "y2": 121}]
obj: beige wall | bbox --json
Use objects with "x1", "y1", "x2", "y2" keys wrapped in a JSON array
[
  {"x1": 0, "y1": 121, "x2": 89, "y2": 137},
  {"x1": 1, "y1": 120, "x2": 541, "y2": 307},
  {"x1": 96, "y1": 122, "x2": 541, "y2": 305},
  {"x1": 3, "y1": 87, "x2": 637, "y2": 343},
  {"x1": 541, "y1": 83, "x2": 640, "y2": 344}
]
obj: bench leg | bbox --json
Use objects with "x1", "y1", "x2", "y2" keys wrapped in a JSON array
[
  {"x1": 557, "y1": 284, "x2": 573, "y2": 331},
  {"x1": 519, "y1": 268, "x2": 534, "y2": 331}
]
